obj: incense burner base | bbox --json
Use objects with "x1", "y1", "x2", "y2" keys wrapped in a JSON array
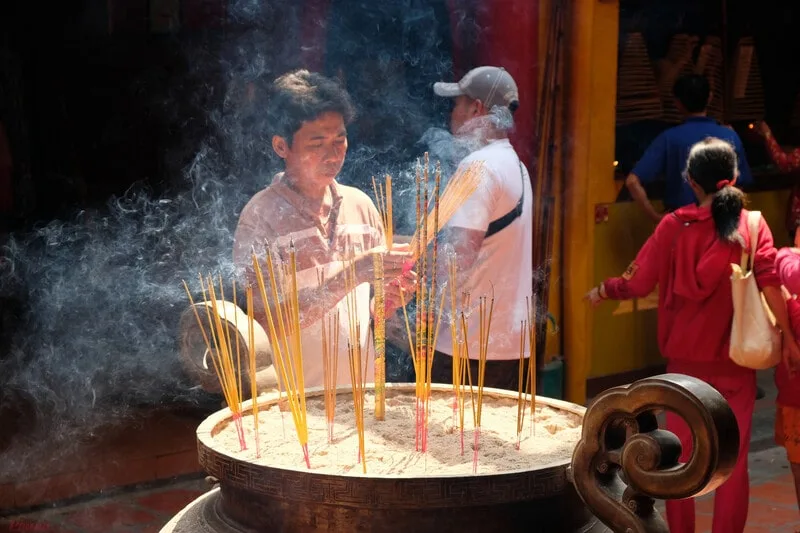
[
  {"x1": 160, "y1": 485, "x2": 610, "y2": 533},
  {"x1": 195, "y1": 383, "x2": 603, "y2": 533}
]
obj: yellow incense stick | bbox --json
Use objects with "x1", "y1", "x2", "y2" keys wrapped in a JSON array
[
  {"x1": 373, "y1": 252, "x2": 386, "y2": 420},
  {"x1": 250, "y1": 245, "x2": 310, "y2": 467}
]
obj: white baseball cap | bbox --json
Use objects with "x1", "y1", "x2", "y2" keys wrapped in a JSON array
[{"x1": 433, "y1": 66, "x2": 520, "y2": 111}]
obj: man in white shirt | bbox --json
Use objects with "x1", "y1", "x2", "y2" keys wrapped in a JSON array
[{"x1": 430, "y1": 66, "x2": 534, "y2": 391}]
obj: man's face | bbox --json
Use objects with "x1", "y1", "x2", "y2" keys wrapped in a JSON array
[
  {"x1": 450, "y1": 95, "x2": 481, "y2": 134},
  {"x1": 272, "y1": 111, "x2": 348, "y2": 192}
]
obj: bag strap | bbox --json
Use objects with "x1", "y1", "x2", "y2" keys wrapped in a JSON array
[
  {"x1": 742, "y1": 211, "x2": 761, "y2": 273},
  {"x1": 484, "y1": 159, "x2": 526, "y2": 239}
]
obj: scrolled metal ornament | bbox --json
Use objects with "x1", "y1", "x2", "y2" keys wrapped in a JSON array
[{"x1": 571, "y1": 373, "x2": 739, "y2": 533}]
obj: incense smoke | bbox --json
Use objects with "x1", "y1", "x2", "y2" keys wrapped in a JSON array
[{"x1": 0, "y1": 0, "x2": 459, "y2": 479}]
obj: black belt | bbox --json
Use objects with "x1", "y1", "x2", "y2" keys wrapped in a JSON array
[{"x1": 485, "y1": 159, "x2": 526, "y2": 239}]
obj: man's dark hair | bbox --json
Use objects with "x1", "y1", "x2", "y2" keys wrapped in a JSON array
[
  {"x1": 267, "y1": 70, "x2": 356, "y2": 144},
  {"x1": 672, "y1": 74, "x2": 710, "y2": 114}
]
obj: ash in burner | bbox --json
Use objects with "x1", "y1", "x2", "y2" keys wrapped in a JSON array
[{"x1": 209, "y1": 390, "x2": 582, "y2": 476}]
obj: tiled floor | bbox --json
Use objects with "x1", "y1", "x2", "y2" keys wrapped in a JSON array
[
  {"x1": 0, "y1": 407, "x2": 208, "y2": 511},
  {"x1": 694, "y1": 446, "x2": 800, "y2": 532},
  {"x1": 0, "y1": 478, "x2": 207, "y2": 533}
]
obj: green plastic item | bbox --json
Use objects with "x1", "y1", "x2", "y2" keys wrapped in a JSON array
[{"x1": 540, "y1": 356, "x2": 564, "y2": 400}]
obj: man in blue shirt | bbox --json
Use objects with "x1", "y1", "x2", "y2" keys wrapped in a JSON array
[{"x1": 625, "y1": 74, "x2": 753, "y2": 222}]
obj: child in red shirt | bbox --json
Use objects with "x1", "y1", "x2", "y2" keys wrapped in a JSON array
[
  {"x1": 586, "y1": 137, "x2": 799, "y2": 533},
  {"x1": 774, "y1": 237, "x2": 800, "y2": 520}
]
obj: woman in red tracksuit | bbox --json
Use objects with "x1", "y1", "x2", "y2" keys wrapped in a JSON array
[{"x1": 586, "y1": 137, "x2": 800, "y2": 533}]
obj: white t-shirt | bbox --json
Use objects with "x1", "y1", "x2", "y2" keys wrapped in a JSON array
[{"x1": 435, "y1": 138, "x2": 534, "y2": 361}]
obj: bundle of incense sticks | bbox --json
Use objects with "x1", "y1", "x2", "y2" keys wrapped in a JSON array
[
  {"x1": 406, "y1": 156, "x2": 448, "y2": 453},
  {"x1": 182, "y1": 276, "x2": 248, "y2": 452},
  {"x1": 244, "y1": 287, "x2": 261, "y2": 458},
  {"x1": 372, "y1": 175, "x2": 393, "y2": 250},
  {"x1": 516, "y1": 319, "x2": 528, "y2": 450},
  {"x1": 343, "y1": 256, "x2": 368, "y2": 472},
  {"x1": 407, "y1": 159, "x2": 485, "y2": 262},
  {"x1": 456, "y1": 294, "x2": 471, "y2": 455},
  {"x1": 448, "y1": 253, "x2": 460, "y2": 427},
  {"x1": 372, "y1": 253, "x2": 386, "y2": 420},
  {"x1": 527, "y1": 296, "x2": 538, "y2": 436},
  {"x1": 470, "y1": 295, "x2": 493, "y2": 473},
  {"x1": 250, "y1": 242, "x2": 311, "y2": 468},
  {"x1": 318, "y1": 268, "x2": 340, "y2": 444}
]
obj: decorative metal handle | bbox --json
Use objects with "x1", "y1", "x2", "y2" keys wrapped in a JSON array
[{"x1": 571, "y1": 373, "x2": 740, "y2": 533}]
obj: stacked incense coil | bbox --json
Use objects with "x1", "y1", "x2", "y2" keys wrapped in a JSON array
[
  {"x1": 655, "y1": 34, "x2": 699, "y2": 123},
  {"x1": 728, "y1": 37, "x2": 765, "y2": 123},
  {"x1": 616, "y1": 32, "x2": 663, "y2": 126},
  {"x1": 695, "y1": 36, "x2": 724, "y2": 122}
]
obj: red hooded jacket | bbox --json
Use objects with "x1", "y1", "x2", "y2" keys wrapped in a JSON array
[
  {"x1": 604, "y1": 206, "x2": 780, "y2": 376},
  {"x1": 775, "y1": 248, "x2": 800, "y2": 407}
]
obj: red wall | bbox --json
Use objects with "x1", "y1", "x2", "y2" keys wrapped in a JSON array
[{"x1": 473, "y1": 1, "x2": 540, "y2": 170}]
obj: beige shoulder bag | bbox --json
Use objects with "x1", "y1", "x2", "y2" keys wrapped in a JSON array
[{"x1": 729, "y1": 211, "x2": 782, "y2": 369}]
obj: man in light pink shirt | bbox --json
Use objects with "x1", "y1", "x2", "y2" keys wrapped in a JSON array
[{"x1": 233, "y1": 70, "x2": 416, "y2": 388}]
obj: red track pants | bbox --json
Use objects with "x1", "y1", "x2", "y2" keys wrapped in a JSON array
[{"x1": 665, "y1": 366, "x2": 756, "y2": 533}]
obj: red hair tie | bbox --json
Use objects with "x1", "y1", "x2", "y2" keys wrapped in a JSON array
[{"x1": 716, "y1": 180, "x2": 732, "y2": 190}]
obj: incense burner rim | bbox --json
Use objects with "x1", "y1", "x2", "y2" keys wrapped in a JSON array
[{"x1": 197, "y1": 382, "x2": 585, "y2": 482}]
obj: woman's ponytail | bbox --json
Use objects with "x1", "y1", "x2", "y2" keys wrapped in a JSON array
[
  {"x1": 685, "y1": 137, "x2": 745, "y2": 242},
  {"x1": 711, "y1": 184, "x2": 745, "y2": 242}
]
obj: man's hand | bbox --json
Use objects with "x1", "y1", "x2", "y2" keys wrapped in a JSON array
[
  {"x1": 625, "y1": 173, "x2": 664, "y2": 224},
  {"x1": 357, "y1": 243, "x2": 413, "y2": 284},
  {"x1": 385, "y1": 270, "x2": 418, "y2": 317}
]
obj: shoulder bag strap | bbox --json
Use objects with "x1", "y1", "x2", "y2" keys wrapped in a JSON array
[{"x1": 744, "y1": 211, "x2": 761, "y2": 273}]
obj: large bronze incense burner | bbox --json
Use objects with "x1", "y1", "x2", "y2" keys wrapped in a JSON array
[{"x1": 162, "y1": 373, "x2": 738, "y2": 533}]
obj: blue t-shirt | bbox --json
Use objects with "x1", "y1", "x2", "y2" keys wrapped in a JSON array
[{"x1": 631, "y1": 116, "x2": 753, "y2": 210}]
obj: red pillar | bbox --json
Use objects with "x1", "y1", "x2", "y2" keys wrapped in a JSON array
[{"x1": 474, "y1": 0, "x2": 539, "y2": 170}]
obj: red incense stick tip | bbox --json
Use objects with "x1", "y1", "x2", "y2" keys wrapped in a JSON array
[{"x1": 302, "y1": 444, "x2": 311, "y2": 469}]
